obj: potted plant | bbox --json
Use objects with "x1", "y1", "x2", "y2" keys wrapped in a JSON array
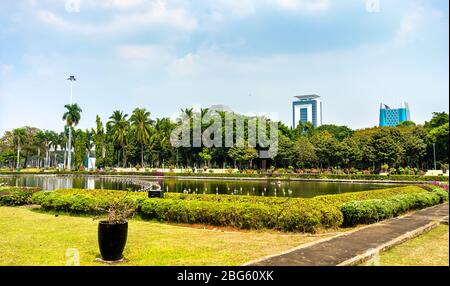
[{"x1": 95, "y1": 198, "x2": 135, "y2": 262}]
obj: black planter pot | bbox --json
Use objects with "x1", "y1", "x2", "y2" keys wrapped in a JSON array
[{"x1": 98, "y1": 221, "x2": 128, "y2": 261}]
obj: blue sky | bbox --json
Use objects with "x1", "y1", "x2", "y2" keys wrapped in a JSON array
[{"x1": 0, "y1": 0, "x2": 448, "y2": 134}]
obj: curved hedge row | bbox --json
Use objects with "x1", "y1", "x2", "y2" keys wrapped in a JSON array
[
  {"x1": 29, "y1": 189, "x2": 343, "y2": 232},
  {"x1": 140, "y1": 198, "x2": 342, "y2": 232},
  {"x1": 0, "y1": 185, "x2": 443, "y2": 233},
  {"x1": 165, "y1": 186, "x2": 426, "y2": 207},
  {"x1": 31, "y1": 191, "x2": 145, "y2": 215},
  {"x1": 341, "y1": 189, "x2": 448, "y2": 226}
]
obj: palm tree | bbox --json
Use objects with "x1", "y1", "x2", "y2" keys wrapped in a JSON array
[
  {"x1": 13, "y1": 128, "x2": 26, "y2": 169},
  {"x1": 107, "y1": 111, "x2": 129, "y2": 167},
  {"x1": 48, "y1": 131, "x2": 59, "y2": 167},
  {"x1": 62, "y1": 104, "x2": 82, "y2": 171},
  {"x1": 130, "y1": 108, "x2": 153, "y2": 167},
  {"x1": 33, "y1": 130, "x2": 46, "y2": 168},
  {"x1": 58, "y1": 130, "x2": 68, "y2": 169},
  {"x1": 85, "y1": 129, "x2": 94, "y2": 163},
  {"x1": 42, "y1": 130, "x2": 52, "y2": 167}
]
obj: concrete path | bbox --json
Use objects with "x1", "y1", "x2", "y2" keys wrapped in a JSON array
[{"x1": 247, "y1": 203, "x2": 449, "y2": 266}]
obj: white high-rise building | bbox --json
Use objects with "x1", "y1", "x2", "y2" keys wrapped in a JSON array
[{"x1": 292, "y1": 95, "x2": 322, "y2": 128}]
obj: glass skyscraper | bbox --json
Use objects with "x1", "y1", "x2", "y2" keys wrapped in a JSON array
[
  {"x1": 292, "y1": 95, "x2": 323, "y2": 128},
  {"x1": 379, "y1": 102, "x2": 411, "y2": 127}
]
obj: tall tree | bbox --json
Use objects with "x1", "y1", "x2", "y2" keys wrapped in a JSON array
[
  {"x1": 33, "y1": 130, "x2": 46, "y2": 168},
  {"x1": 130, "y1": 108, "x2": 153, "y2": 167},
  {"x1": 107, "y1": 111, "x2": 129, "y2": 167},
  {"x1": 93, "y1": 115, "x2": 105, "y2": 168},
  {"x1": 48, "y1": 131, "x2": 59, "y2": 167},
  {"x1": 58, "y1": 130, "x2": 68, "y2": 169},
  {"x1": 62, "y1": 104, "x2": 82, "y2": 170},
  {"x1": 12, "y1": 128, "x2": 26, "y2": 169}
]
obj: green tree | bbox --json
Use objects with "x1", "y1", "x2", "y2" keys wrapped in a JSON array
[
  {"x1": 369, "y1": 128, "x2": 404, "y2": 169},
  {"x1": 107, "y1": 111, "x2": 129, "y2": 167},
  {"x1": 227, "y1": 146, "x2": 258, "y2": 169},
  {"x1": 198, "y1": 148, "x2": 213, "y2": 167},
  {"x1": 295, "y1": 137, "x2": 317, "y2": 168},
  {"x1": 275, "y1": 134, "x2": 295, "y2": 167},
  {"x1": 130, "y1": 108, "x2": 153, "y2": 167},
  {"x1": 93, "y1": 115, "x2": 105, "y2": 168},
  {"x1": 33, "y1": 130, "x2": 46, "y2": 168},
  {"x1": 12, "y1": 128, "x2": 26, "y2": 169},
  {"x1": 316, "y1": 124, "x2": 353, "y2": 141},
  {"x1": 62, "y1": 104, "x2": 82, "y2": 170}
]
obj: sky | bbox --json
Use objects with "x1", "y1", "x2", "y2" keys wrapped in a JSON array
[{"x1": 0, "y1": 0, "x2": 448, "y2": 135}]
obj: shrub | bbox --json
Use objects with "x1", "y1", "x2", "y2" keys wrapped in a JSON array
[
  {"x1": 430, "y1": 187, "x2": 449, "y2": 203},
  {"x1": 341, "y1": 192, "x2": 443, "y2": 226},
  {"x1": 22, "y1": 185, "x2": 439, "y2": 233},
  {"x1": 140, "y1": 197, "x2": 342, "y2": 232},
  {"x1": 31, "y1": 189, "x2": 145, "y2": 215},
  {"x1": 0, "y1": 187, "x2": 41, "y2": 206}
]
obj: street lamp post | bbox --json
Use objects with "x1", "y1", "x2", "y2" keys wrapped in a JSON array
[
  {"x1": 66, "y1": 76, "x2": 76, "y2": 171},
  {"x1": 68, "y1": 75, "x2": 76, "y2": 104}
]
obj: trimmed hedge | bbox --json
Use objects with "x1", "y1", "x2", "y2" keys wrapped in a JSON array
[
  {"x1": 16, "y1": 185, "x2": 444, "y2": 232},
  {"x1": 340, "y1": 189, "x2": 447, "y2": 226},
  {"x1": 140, "y1": 198, "x2": 342, "y2": 232},
  {"x1": 165, "y1": 186, "x2": 426, "y2": 207},
  {"x1": 30, "y1": 189, "x2": 343, "y2": 232},
  {"x1": 0, "y1": 187, "x2": 41, "y2": 206},
  {"x1": 31, "y1": 190, "x2": 145, "y2": 215},
  {"x1": 27, "y1": 186, "x2": 428, "y2": 232}
]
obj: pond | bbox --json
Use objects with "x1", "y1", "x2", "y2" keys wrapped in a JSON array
[
  {"x1": 0, "y1": 175, "x2": 142, "y2": 192},
  {"x1": 0, "y1": 175, "x2": 402, "y2": 198}
]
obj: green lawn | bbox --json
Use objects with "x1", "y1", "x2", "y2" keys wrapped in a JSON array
[
  {"x1": 0, "y1": 206, "x2": 327, "y2": 266},
  {"x1": 363, "y1": 225, "x2": 449, "y2": 266}
]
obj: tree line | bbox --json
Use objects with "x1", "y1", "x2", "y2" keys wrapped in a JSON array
[{"x1": 0, "y1": 103, "x2": 448, "y2": 173}]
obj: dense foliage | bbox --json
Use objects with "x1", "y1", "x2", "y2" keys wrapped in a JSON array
[
  {"x1": 0, "y1": 108, "x2": 448, "y2": 174},
  {"x1": 0, "y1": 187, "x2": 41, "y2": 206},
  {"x1": 340, "y1": 187, "x2": 448, "y2": 226}
]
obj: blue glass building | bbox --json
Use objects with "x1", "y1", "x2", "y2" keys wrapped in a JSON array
[
  {"x1": 292, "y1": 95, "x2": 322, "y2": 128},
  {"x1": 379, "y1": 102, "x2": 411, "y2": 127}
]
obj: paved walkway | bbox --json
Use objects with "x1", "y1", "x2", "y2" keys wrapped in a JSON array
[{"x1": 247, "y1": 203, "x2": 449, "y2": 266}]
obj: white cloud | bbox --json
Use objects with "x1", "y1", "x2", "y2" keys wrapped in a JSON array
[
  {"x1": 168, "y1": 53, "x2": 198, "y2": 75},
  {"x1": 396, "y1": 6, "x2": 444, "y2": 42},
  {"x1": 214, "y1": 0, "x2": 256, "y2": 16},
  {"x1": 207, "y1": 0, "x2": 329, "y2": 19},
  {"x1": 37, "y1": 0, "x2": 197, "y2": 34},
  {"x1": 117, "y1": 44, "x2": 174, "y2": 66},
  {"x1": 0, "y1": 64, "x2": 14, "y2": 77},
  {"x1": 85, "y1": 0, "x2": 145, "y2": 10},
  {"x1": 274, "y1": 0, "x2": 330, "y2": 12}
]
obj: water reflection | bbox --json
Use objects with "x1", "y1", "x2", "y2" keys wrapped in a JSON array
[{"x1": 0, "y1": 175, "x2": 401, "y2": 198}]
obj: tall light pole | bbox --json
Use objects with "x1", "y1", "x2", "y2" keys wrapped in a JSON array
[
  {"x1": 433, "y1": 143, "x2": 437, "y2": 170},
  {"x1": 68, "y1": 75, "x2": 76, "y2": 104},
  {"x1": 66, "y1": 76, "x2": 76, "y2": 171}
]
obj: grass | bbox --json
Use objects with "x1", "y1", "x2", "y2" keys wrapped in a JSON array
[
  {"x1": 363, "y1": 225, "x2": 449, "y2": 266},
  {"x1": 0, "y1": 206, "x2": 329, "y2": 266}
]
